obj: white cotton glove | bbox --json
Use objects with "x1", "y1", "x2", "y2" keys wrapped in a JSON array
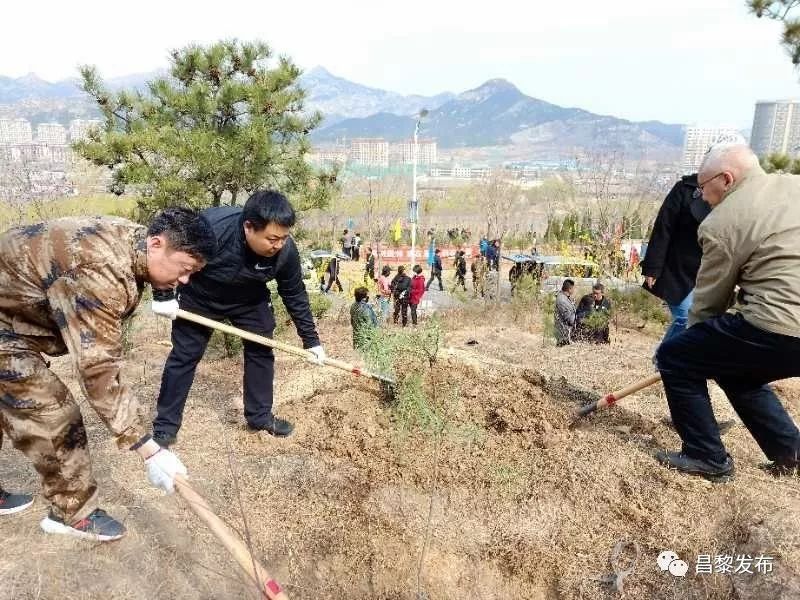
[
  {"x1": 151, "y1": 289, "x2": 179, "y2": 320},
  {"x1": 307, "y1": 345, "x2": 327, "y2": 365},
  {"x1": 144, "y1": 448, "x2": 188, "y2": 494},
  {"x1": 151, "y1": 298, "x2": 179, "y2": 320}
]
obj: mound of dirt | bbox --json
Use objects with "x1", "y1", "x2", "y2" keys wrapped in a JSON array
[{"x1": 2, "y1": 309, "x2": 800, "y2": 600}]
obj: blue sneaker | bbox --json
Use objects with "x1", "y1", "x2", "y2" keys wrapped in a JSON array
[
  {"x1": 40, "y1": 508, "x2": 126, "y2": 542},
  {"x1": 0, "y1": 489, "x2": 34, "y2": 515}
]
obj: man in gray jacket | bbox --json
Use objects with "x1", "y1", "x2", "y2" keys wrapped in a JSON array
[
  {"x1": 655, "y1": 144, "x2": 800, "y2": 480},
  {"x1": 554, "y1": 279, "x2": 576, "y2": 346}
]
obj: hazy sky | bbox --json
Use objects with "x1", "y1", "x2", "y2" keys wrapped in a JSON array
[{"x1": 3, "y1": 0, "x2": 799, "y2": 128}]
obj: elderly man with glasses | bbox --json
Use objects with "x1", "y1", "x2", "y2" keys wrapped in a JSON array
[{"x1": 654, "y1": 144, "x2": 800, "y2": 480}]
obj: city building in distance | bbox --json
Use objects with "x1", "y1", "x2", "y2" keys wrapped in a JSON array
[
  {"x1": 312, "y1": 137, "x2": 438, "y2": 169},
  {"x1": 750, "y1": 99, "x2": 800, "y2": 158},
  {"x1": 0, "y1": 118, "x2": 33, "y2": 144},
  {"x1": 36, "y1": 123, "x2": 67, "y2": 145},
  {"x1": 680, "y1": 125, "x2": 743, "y2": 173}
]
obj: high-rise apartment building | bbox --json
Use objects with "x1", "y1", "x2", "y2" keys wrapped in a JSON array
[
  {"x1": 680, "y1": 126, "x2": 743, "y2": 173},
  {"x1": 348, "y1": 138, "x2": 389, "y2": 167},
  {"x1": 389, "y1": 139, "x2": 438, "y2": 165},
  {"x1": 0, "y1": 118, "x2": 33, "y2": 144},
  {"x1": 750, "y1": 99, "x2": 800, "y2": 157},
  {"x1": 36, "y1": 123, "x2": 67, "y2": 145}
]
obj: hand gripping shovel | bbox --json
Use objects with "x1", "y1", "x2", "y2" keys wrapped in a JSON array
[
  {"x1": 574, "y1": 372, "x2": 662, "y2": 420},
  {"x1": 132, "y1": 448, "x2": 289, "y2": 599},
  {"x1": 176, "y1": 309, "x2": 396, "y2": 389}
]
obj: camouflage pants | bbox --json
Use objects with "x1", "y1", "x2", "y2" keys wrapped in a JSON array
[{"x1": 0, "y1": 333, "x2": 98, "y2": 523}]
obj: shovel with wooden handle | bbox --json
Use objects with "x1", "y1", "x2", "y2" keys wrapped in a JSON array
[
  {"x1": 574, "y1": 372, "x2": 663, "y2": 419},
  {"x1": 134, "y1": 447, "x2": 289, "y2": 599},
  {"x1": 176, "y1": 308, "x2": 396, "y2": 387}
]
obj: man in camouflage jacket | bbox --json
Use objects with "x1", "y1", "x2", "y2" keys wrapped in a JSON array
[{"x1": 0, "y1": 208, "x2": 215, "y2": 541}]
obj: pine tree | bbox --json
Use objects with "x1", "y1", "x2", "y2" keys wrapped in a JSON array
[
  {"x1": 749, "y1": 2, "x2": 800, "y2": 65},
  {"x1": 74, "y1": 40, "x2": 335, "y2": 215}
]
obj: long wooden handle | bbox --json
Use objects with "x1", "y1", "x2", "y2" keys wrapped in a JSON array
[
  {"x1": 176, "y1": 309, "x2": 395, "y2": 385},
  {"x1": 174, "y1": 475, "x2": 289, "y2": 599},
  {"x1": 576, "y1": 373, "x2": 662, "y2": 417}
]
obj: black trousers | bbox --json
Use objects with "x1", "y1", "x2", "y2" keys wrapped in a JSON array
[
  {"x1": 410, "y1": 303, "x2": 419, "y2": 325},
  {"x1": 656, "y1": 312, "x2": 800, "y2": 464},
  {"x1": 325, "y1": 273, "x2": 343, "y2": 292},
  {"x1": 393, "y1": 299, "x2": 409, "y2": 326},
  {"x1": 153, "y1": 294, "x2": 276, "y2": 436},
  {"x1": 426, "y1": 271, "x2": 443, "y2": 291}
]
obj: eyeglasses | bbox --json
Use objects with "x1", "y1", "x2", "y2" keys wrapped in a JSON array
[{"x1": 693, "y1": 172, "x2": 725, "y2": 199}]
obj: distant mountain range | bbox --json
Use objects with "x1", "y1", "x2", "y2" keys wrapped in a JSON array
[
  {"x1": 311, "y1": 76, "x2": 685, "y2": 155},
  {"x1": 0, "y1": 68, "x2": 684, "y2": 156}
]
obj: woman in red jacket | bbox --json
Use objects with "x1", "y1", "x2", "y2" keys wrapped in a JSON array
[{"x1": 409, "y1": 264, "x2": 427, "y2": 326}]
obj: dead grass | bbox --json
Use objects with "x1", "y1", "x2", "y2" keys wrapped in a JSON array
[{"x1": 1, "y1": 282, "x2": 800, "y2": 599}]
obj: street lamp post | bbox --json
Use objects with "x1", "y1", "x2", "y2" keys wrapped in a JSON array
[{"x1": 410, "y1": 109, "x2": 428, "y2": 270}]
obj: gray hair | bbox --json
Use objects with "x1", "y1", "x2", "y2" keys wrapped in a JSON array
[{"x1": 699, "y1": 143, "x2": 760, "y2": 177}]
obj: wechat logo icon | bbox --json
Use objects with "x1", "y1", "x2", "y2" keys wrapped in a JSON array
[{"x1": 658, "y1": 550, "x2": 688, "y2": 577}]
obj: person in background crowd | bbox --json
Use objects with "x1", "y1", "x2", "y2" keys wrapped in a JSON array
[
  {"x1": 341, "y1": 229, "x2": 351, "y2": 258},
  {"x1": 491, "y1": 239, "x2": 501, "y2": 271},
  {"x1": 377, "y1": 265, "x2": 393, "y2": 321},
  {"x1": 575, "y1": 283, "x2": 612, "y2": 343},
  {"x1": 390, "y1": 265, "x2": 412, "y2": 326},
  {"x1": 554, "y1": 279, "x2": 577, "y2": 346},
  {"x1": 325, "y1": 254, "x2": 343, "y2": 293},
  {"x1": 479, "y1": 236, "x2": 489, "y2": 257},
  {"x1": 426, "y1": 248, "x2": 444, "y2": 291},
  {"x1": 352, "y1": 232, "x2": 361, "y2": 261},
  {"x1": 452, "y1": 250, "x2": 467, "y2": 291},
  {"x1": 409, "y1": 265, "x2": 426, "y2": 326},
  {"x1": 364, "y1": 246, "x2": 376, "y2": 283},
  {"x1": 628, "y1": 246, "x2": 640, "y2": 278},
  {"x1": 471, "y1": 255, "x2": 487, "y2": 298},
  {"x1": 350, "y1": 286, "x2": 378, "y2": 349}
]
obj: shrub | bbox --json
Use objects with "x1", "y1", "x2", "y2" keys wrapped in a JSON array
[
  {"x1": 580, "y1": 309, "x2": 611, "y2": 333},
  {"x1": 309, "y1": 292, "x2": 332, "y2": 319},
  {"x1": 207, "y1": 326, "x2": 244, "y2": 359},
  {"x1": 538, "y1": 291, "x2": 557, "y2": 344},
  {"x1": 358, "y1": 319, "x2": 445, "y2": 433},
  {"x1": 608, "y1": 287, "x2": 670, "y2": 327}
]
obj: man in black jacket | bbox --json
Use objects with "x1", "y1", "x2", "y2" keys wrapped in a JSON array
[
  {"x1": 641, "y1": 174, "x2": 711, "y2": 343},
  {"x1": 575, "y1": 283, "x2": 612, "y2": 343},
  {"x1": 390, "y1": 265, "x2": 412, "y2": 326},
  {"x1": 152, "y1": 190, "x2": 325, "y2": 445}
]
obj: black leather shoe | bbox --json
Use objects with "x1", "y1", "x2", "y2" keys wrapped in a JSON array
[
  {"x1": 250, "y1": 415, "x2": 294, "y2": 437},
  {"x1": 152, "y1": 431, "x2": 177, "y2": 448},
  {"x1": 655, "y1": 450, "x2": 734, "y2": 481}
]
